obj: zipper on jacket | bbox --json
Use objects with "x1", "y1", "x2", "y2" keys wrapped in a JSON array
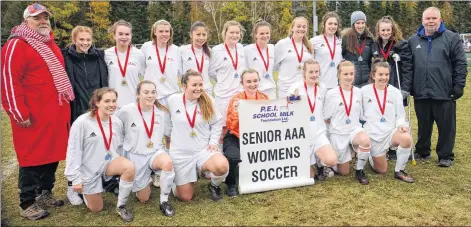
[
  {"x1": 83, "y1": 55, "x2": 88, "y2": 81},
  {"x1": 427, "y1": 37, "x2": 432, "y2": 56}
]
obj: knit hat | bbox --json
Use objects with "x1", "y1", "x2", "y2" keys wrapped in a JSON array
[{"x1": 350, "y1": 11, "x2": 366, "y2": 26}]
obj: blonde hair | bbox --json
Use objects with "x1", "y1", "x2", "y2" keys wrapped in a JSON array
[
  {"x1": 302, "y1": 58, "x2": 321, "y2": 85},
  {"x1": 108, "y1": 19, "x2": 132, "y2": 36},
  {"x1": 240, "y1": 68, "x2": 260, "y2": 83},
  {"x1": 221, "y1": 20, "x2": 245, "y2": 41},
  {"x1": 71, "y1": 26, "x2": 93, "y2": 44},
  {"x1": 181, "y1": 70, "x2": 215, "y2": 122},
  {"x1": 321, "y1": 12, "x2": 341, "y2": 38},
  {"x1": 150, "y1": 20, "x2": 173, "y2": 46},
  {"x1": 375, "y1": 16, "x2": 404, "y2": 43},
  {"x1": 88, "y1": 88, "x2": 118, "y2": 117},
  {"x1": 136, "y1": 80, "x2": 169, "y2": 112},
  {"x1": 251, "y1": 19, "x2": 271, "y2": 42},
  {"x1": 337, "y1": 60, "x2": 355, "y2": 79},
  {"x1": 289, "y1": 16, "x2": 314, "y2": 54}
]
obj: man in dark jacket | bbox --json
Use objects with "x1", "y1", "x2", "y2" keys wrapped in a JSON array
[{"x1": 407, "y1": 7, "x2": 467, "y2": 167}]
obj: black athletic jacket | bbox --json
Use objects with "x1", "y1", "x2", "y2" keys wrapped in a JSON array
[
  {"x1": 342, "y1": 29, "x2": 374, "y2": 88},
  {"x1": 407, "y1": 23, "x2": 467, "y2": 100},
  {"x1": 62, "y1": 45, "x2": 108, "y2": 123}
]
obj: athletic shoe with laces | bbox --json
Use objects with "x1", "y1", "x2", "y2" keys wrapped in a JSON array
[
  {"x1": 226, "y1": 185, "x2": 238, "y2": 197},
  {"x1": 323, "y1": 167, "x2": 335, "y2": 178},
  {"x1": 20, "y1": 202, "x2": 49, "y2": 220},
  {"x1": 67, "y1": 185, "x2": 83, "y2": 205},
  {"x1": 394, "y1": 170, "x2": 415, "y2": 183},
  {"x1": 36, "y1": 190, "x2": 64, "y2": 208},
  {"x1": 207, "y1": 183, "x2": 222, "y2": 201},
  {"x1": 159, "y1": 201, "x2": 175, "y2": 217},
  {"x1": 116, "y1": 206, "x2": 133, "y2": 222},
  {"x1": 438, "y1": 159, "x2": 453, "y2": 167},
  {"x1": 412, "y1": 153, "x2": 432, "y2": 161},
  {"x1": 314, "y1": 166, "x2": 326, "y2": 181},
  {"x1": 355, "y1": 169, "x2": 369, "y2": 185}
]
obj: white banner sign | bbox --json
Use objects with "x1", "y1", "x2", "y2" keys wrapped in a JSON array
[{"x1": 238, "y1": 97, "x2": 314, "y2": 194}]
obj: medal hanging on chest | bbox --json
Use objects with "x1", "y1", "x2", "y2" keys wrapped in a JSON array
[
  {"x1": 256, "y1": 43, "x2": 270, "y2": 79},
  {"x1": 304, "y1": 82, "x2": 317, "y2": 122},
  {"x1": 373, "y1": 84, "x2": 388, "y2": 123},
  {"x1": 138, "y1": 103, "x2": 155, "y2": 148},
  {"x1": 292, "y1": 37, "x2": 304, "y2": 71},
  {"x1": 115, "y1": 46, "x2": 131, "y2": 86},
  {"x1": 96, "y1": 111, "x2": 113, "y2": 161},
  {"x1": 183, "y1": 94, "x2": 198, "y2": 137},
  {"x1": 324, "y1": 34, "x2": 337, "y2": 68},
  {"x1": 156, "y1": 44, "x2": 168, "y2": 83},
  {"x1": 339, "y1": 86, "x2": 353, "y2": 124},
  {"x1": 357, "y1": 38, "x2": 366, "y2": 62},
  {"x1": 225, "y1": 43, "x2": 239, "y2": 79}
]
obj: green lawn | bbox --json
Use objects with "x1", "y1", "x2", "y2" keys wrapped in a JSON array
[{"x1": 1, "y1": 76, "x2": 470, "y2": 226}]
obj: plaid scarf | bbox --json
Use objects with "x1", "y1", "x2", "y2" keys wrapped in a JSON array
[{"x1": 11, "y1": 23, "x2": 74, "y2": 104}]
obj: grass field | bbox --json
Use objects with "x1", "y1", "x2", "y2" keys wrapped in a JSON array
[{"x1": 1, "y1": 76, "x2": 470, "y2": 226}]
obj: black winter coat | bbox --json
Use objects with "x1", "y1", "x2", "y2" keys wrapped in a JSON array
[
  {"x1": 407, "y1": 23, "x2": 467, "y2": 100},
  {"x1": 371, "y1": 39, "x2": 413, "y2": 92},
  {"x1": 342, "y1": 31, "x2": 374, "y2": 88},
  {"x1": 62, "y1": 45, "x2": 109, "y2": 123}
]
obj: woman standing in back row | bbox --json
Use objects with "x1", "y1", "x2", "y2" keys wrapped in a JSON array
[
  {"x1": 342, "y1": 11, "x2": 374, "y2": 88},
  {"x1": 180, "y1": 21, "x2": 213, "y2": 95},
  {"x1": 244, "y1": 20, "x2": 276, "y2": 99},
  {"x1": 275, "y1": 16, "x2": 314, "y2": 98},
  {"x1": 311, "y1": 12, "x2": 343, "y2": 89}
]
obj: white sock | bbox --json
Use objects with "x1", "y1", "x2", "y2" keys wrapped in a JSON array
[
  {"x1": 210, "y1": 170, "x2": 228, "y2": 187},
  {"x1": 356, "y1": 151, "x2": 370, "y2": 170},
  {"x1": 395, "y1": 146, "x2": 410, "y2": 172},
  {"x1": 369, "y1": 155, "x2": 376, "y2": 170},
  {"x1": 159, "y1": 170, "x2": 175, "y2": 204},
  {"x1": 171, "y1": 183, "x2": 177, "y2": 197},
  {"x1": 117, "y1": 179, "x2": 133, "y2": 208}
]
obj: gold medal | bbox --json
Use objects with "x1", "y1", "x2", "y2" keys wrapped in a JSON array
[
  {"x1": 190, "y1": 131, "x2": 197, "y2": 137},
  {"x1": 298, "y1": 65, "x2": 302, "y2": 71},
  {"x1": 160, "y1": 77, "x2": 166, "y2": 83},
  {"x1": 147, "y1": 141, "x2": 153, "y2": 148},
  {"x1": 121, "y1": 79, "x2": 127, "y2": 85}
]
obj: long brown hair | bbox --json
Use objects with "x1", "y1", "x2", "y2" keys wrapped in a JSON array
[
  {"x1": 321, "y1": 12, "x2": 341, "y2": 38},
  {"x1": 88, "y1": 88, "x2": 118, "y2": 117},
  {"x1": 375, "y1": 16, "x2": 404, "y2": 45},
  {"x1": 342, "y1": 26, "x2": 373, "y2": 55},
  {"x1": 289, "y1": 16, "x2": 314, "y2": 54},
  {"x1": 369, "y1": 58, "x2": 390, "y2": 83},
  {"x1": 181, "y1": 69, "x2": 215, "y2": 122},
  {"x1": 251, "y1": 19, "x2": 271, "y2": 43},
  {"x1": 136, "y1": 80, "x2": 168, "y2": 112},
  {"x1": 151, "y1": 20, "x2": 173, "y2": 46},
  {"x1": 190, "y1": 21, "x2": 211, "y2": 58}
]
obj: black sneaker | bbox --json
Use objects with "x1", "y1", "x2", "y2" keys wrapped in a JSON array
[
  {"x1": 116, "y1": 206, "x2": 133, "y2": 222},
  {"x1": 355, "y1": 169, "x2": 369, "y2": 185},
  {"x1": 314, "y1": 166, "x2": 326, "y2": 181},
  {"x1": 412, "y1": 153, "x2": 432, "y2": 161},
  {"x1": 226, "y1": 185, "x2": 238, "y2": 198},
  {"x1": 159, "y1": 201, "x2": 175, "y2": 217},
  {"x1": 394, "y1": 170, "x2": 415, "y2": 183},
  {"x1": 35, "y1": 190, "x2": 65, "y2": 208},
  {"x1": 207, "y1": 183, "x2": 222, "y2": 201},
  {"x1": 438, "y1": 159, "x2": 453, "y2": 167},
  {"x1": 387, "y1": 149, "x2": 397, "y2": 161}
]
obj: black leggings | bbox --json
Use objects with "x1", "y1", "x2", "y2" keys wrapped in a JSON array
[
  {"x1": 222, "y1": 132, "x2": 241, "y2": 186},
  {"x1": 19, "y1": 162, "x2": 59, "y2": 207}
]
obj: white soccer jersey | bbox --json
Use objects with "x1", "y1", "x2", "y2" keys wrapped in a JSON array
[
  {"x1": 105, "y1": 46, "x2": 145, "y2": 108},
  {"x1": 167, "y1": 93, "x2": 223, "y2": 154},
  {"x1": 311, "y1": 35, "x2": 343, "y2": 89},
  {"x1": 209, "y1": 43, "x2": 246, "y2": 99},
  {"x1": 117, "y1": 103, "x2": 171, "y2": 155},
  {"x1": 287, "y1": 81, "x2": 327, "y2": 141},
  {"x1": 323, "y1": 86, "x2": 362, "y2": 135},
  {"x1": 140, "y1": 41, "x2": 181, "y2": 99},
  {"x1": 361, "y1": 84, "x2": 407, "y2": 141},
  {"x1": 243, "y1": 43, "x2": 276, "y2": 92},
  {"x1": 274, "y1": 37, "x2": 314, "y2": 94},
  {"x1": 180, "y1": 44, "x2": 212, "y2": 92},
  {"x1": 64, "y1": 113, "x2": 124, "y2": 185}
]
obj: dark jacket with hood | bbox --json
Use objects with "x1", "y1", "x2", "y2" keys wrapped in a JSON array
[
  {"x1": 371, "y1": 39, "x2": 413, "y2": 92},
  {"x1": 342, "y1": 28, "x2": 374, "y2": 88},
  {"x1": 407, "y1": 22, "x2": 467, "y2": 100},
  {"x1": 62, "y1": 45, "x2": 108, "y2": 123}
]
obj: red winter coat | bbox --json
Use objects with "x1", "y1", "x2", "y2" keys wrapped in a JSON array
[{"x1": 1, "y1": 36, "x2": 70, "y2": 167}]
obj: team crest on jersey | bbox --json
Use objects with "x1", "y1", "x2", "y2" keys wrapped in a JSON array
[
  {"x1": 187, "y1": 57, "x2": 192, "y2": 61},
  {"x1": 131, "y1": 123, "x2": 137, "y2": 127},
  {"x1": 90, "y1": 132, "x2": 96, "y2": 137},
  {"x1": 148, "y1": 56, "x2": 152, "y2": 60}
]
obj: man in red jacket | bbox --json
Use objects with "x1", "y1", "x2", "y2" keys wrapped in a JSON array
[{"x1": 1, "y1": 3, "x2": 75, "y2": 220}]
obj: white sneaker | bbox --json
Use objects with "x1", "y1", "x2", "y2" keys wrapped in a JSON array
[
  {"x1": 67, "y1": 185, "x2": 83, "y2": 205},
  {"x1": 323, "y1": 167, "x2": 335, "y2": 178},
  {"x1": 152, "y1": 174, "x2": 160, "y2": 188}
]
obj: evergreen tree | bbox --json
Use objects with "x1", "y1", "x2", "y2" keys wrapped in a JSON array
[
  {"x1": 110, "y1": 1, "x2": 149, "y2": 45},
  {"x1": 1, "y1": 1, "x2": 29, "y2": 44}
]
